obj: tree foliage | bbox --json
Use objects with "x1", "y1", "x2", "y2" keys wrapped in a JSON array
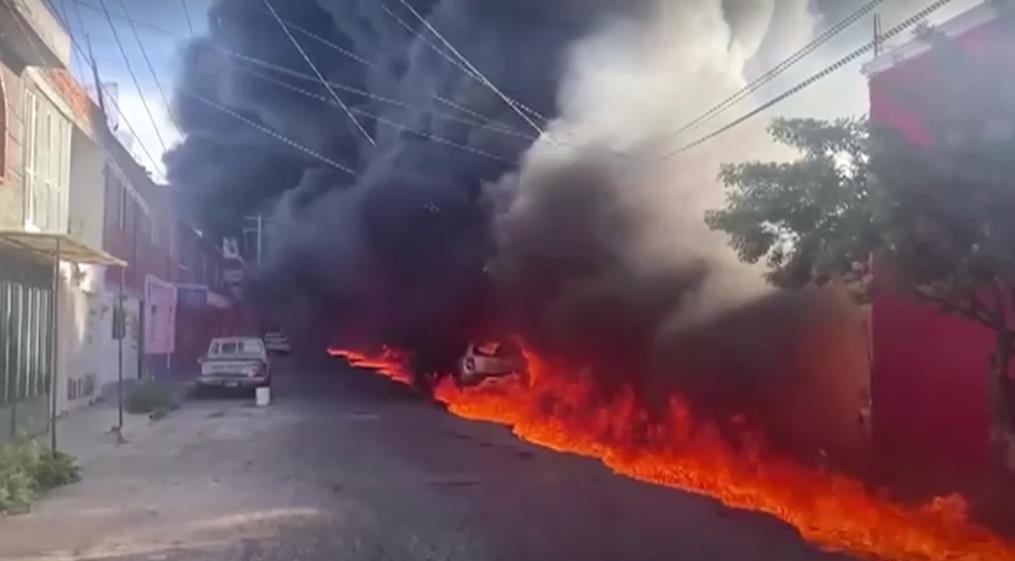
[
  {"x1": 705, "y1": 117, "x2": 874, "y2": 290},
  {"x1": 708, "y1": 27, "x2": 1015, "y2": 428}
]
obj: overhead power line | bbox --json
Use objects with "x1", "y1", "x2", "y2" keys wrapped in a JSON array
[
  {"x1": 230, "y1": 63, "x2": 516, "y2": 164},
  {"x1": 229, "y1": 61, "x2": 630, "y2": 165},
  {"x1": 388, "y1": 0, "x2": 548, "y2": 139},
  {"x1": 179, "y1": 0, "x2": 195, "y2": 36},
  {"x1": 236, "y1": 62, "x2": 533, "y2": 141},
  {"x1": 261, "y1": 0, "x2": 376, "y2": 146},
  {"x1": 46, "y1": 0, "x2": 355, "y2": 179},
  {"x1": 32, "y1": 0, "x2": 162, "y2": 176},
  {"x1": 378, "y1": 2, "x2": 550, "y2": 126},
  {"x1": 60, "y1": 0, "x2": 534, "y2": 141},
  {"x1": 657, "y1": 0, "x2": 959, "y2": 162},
  {"x1": 96, "y1": 0, "x2": 169, "y2": 152},
  {"x1": 379, "y1": 2, "x2": 477, "y2": 81},
  {"x1": 278, "y1": 18, "x2": 375, "y2": 68},
  {"x1": 223, "y1": 49, "x2": 532, "y2": 139},
  {"x1": 664, "y1": 0, "x2": 886, "y2": 143},
  {"x1": 65, "y1": 0, "x2": 373, "y2": 69},
  {"x1": 114, "y1": 0, "x2": 173, "y2": 124},
  {"x1": 56, "y1": 0, "x2": 93, "y2": 88},
  {"x1": 178, "y1": 87, "x2": 357, "y2": 177}
]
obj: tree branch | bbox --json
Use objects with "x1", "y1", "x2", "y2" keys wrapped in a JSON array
[{"x1": 910, "y1": 287, "x2": 997, "y2": 328}]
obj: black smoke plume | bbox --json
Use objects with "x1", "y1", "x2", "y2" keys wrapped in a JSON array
[
  {"x1": 169, "y1": 0, "x2": 872, "y2": 453},
  {"x1": 168, "y1": 0, "x2": 655, "y2": 365}
]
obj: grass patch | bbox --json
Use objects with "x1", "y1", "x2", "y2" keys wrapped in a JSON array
[
  {"x1": 0, "y1": 440, "x2": 80, "y2": 515},
  {"x1": 125, "y1": 381, "x2": 172, "y2": 415}
]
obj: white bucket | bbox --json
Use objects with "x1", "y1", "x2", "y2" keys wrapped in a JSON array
[{"x1": 255, "y1": 386, "x2": 271, "y2": 407}]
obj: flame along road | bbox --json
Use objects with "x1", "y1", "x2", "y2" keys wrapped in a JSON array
[{"x1": 328, "y1": 348, "x2": 1015, "y2": 561}]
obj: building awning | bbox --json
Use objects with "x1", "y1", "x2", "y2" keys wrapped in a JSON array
[{"x1": 0, "y1": 230, "x2": 126, "y2": 266}]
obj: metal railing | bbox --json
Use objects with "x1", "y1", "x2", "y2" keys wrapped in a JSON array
[{"x1": 0, "y1": 273, "x2": 54, "y2": 443}]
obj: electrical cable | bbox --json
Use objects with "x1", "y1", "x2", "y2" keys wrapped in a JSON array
[
  {"x1": 47, "y1": 0, "x2": 357, "y2": 178},
  {"x1": 262, "y1": 0, "x2": 375, "y2": 145},
  {"x1": 179, "y1": 0, "x2": 195, "y2": 36},
  {"x1": 96, "y1": 0, "x2": 169, "y2": 152},
  {"x1": 60, "y1": 0, "x2": 534, "y2": 140},
  {"x1": 40, "y1": 0, "x2": 163, "y2": 174},
  {"x1": 657, "y1": 0, "x2": 958, "y2": 162},
  {"x1": 114, "y1": 0, "x2": 173, "y2": 124},
  {"x1": 230, "y1": 62, "x2": 517, "y2": 164},
  {"x1": 177, "y1": 87, "x2": 357, "y2": 176},
  {"x1": 664, "y1": 0, "x2": 886, "y2": 143},
  {"x1": 389, "y1": 0, "x2": 547, "y2": 138}
]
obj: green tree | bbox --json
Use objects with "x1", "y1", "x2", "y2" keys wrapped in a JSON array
[
  {"x1": 707, "y1": 32, "x2": 1015, "y2": 432},
  {"x1": 705, "y1": 117, "x2": 874, "y2": 291}
]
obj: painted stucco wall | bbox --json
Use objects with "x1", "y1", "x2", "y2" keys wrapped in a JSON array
[
  {"x1": 0, "y1": 63, "x2": 27, "y2": 230},
  {"x1": 868, "y1": 13, "x2": 1015, "y2": 480}
]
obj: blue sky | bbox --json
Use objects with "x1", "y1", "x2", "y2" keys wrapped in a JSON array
[{"x1": 52, "y1": 0, "x2": 210, "y2": 180}]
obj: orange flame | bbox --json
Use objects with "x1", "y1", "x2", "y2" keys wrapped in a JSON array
[
  {"x1": 329, "y1": 346, "x2": 1015, "y2": 561},
  {"x1": 326, "y1": 348, "x2": 414, "y2": 385}
]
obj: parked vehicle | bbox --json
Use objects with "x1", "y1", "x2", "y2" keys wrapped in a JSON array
[
  {"x1": 457, "y1": 340, "x2": 528, "y2": 388},
  {"x1": 264, "y1": 331, "x2": 292, "y2": 355},
  {"x1": 198, "y1": 337, "x2": 271, "y2": 390}
]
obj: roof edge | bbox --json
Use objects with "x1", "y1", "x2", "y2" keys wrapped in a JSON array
[{"x1": 862, "y1": 1, "x2": 999, "y2": 76}]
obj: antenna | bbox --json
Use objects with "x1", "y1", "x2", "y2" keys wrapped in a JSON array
[{"x1": 86, "y1": 35, "x2": 107, "y2": 117}]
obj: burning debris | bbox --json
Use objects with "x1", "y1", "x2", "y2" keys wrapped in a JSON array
[{"x1": 328, "y1": 345, "x2": 1015, "y2": 561}]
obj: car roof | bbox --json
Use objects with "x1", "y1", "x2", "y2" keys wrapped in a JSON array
[{"x1": 211, "y1": 337, "x2": 263, "y2": 344}]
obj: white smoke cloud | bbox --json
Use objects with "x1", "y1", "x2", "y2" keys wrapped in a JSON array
[{"x1": 500, "y1": 0, "x2": 813, "y2": 330}]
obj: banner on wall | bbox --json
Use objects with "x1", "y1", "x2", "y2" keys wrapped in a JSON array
[{"x1": 145, "y1": 275, "x2": 177, "y2": 355}]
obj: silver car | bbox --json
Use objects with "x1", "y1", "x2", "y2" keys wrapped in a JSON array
[
  {"x1": 264, "y1": 331, "x2": 292, "y2": 355},
  {"x1": 457, "y1": 340, "x2": 528, "y2": 388},
  {"x1": 198, "y1": 337, "x2": 271, "y2": 390}
]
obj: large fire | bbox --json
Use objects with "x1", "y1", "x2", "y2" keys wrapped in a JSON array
[{"x1": 326, "y1": 346, "x2": 1015, "y2": 561}]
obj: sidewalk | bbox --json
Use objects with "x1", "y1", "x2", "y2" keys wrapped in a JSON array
[{"x1": 55, "y1": 380, "x2": 193, "y2": 467}]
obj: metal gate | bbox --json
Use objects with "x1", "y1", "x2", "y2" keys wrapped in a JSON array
[{"x1": 0, "y1": 252, "x2": 53, "y2": 444}]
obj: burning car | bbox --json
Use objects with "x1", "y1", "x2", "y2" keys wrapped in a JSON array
[
  {"x1": 198, "y1": 337, "x2": 272, "y2": 391},
  {"x1": 456, "y1": 340, "x2": 528, "y2": 388}
]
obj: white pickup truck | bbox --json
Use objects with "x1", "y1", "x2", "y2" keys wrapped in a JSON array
[{"x1": 198, "y1": 337, "x2": 271, "y2": 390}]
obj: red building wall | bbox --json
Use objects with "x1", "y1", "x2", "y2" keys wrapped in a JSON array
[
  {"x1": 868, "y1": 14, "x2": 1015, "y2": 481},
  {"x1": 96, "y1": 125, "x2": 242, "y2": 379}
]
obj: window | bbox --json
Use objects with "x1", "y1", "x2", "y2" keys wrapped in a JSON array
[
  {"x1": 23, "y1": 90, "x2": 71, "y2": 233},
  {"x1": 210, "y1": 339, "x2": 264, "y2": 357}
]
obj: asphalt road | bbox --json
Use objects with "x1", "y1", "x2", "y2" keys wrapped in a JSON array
[{"x1": 0, "y1": 357, "x2": 855, "y2": 561}]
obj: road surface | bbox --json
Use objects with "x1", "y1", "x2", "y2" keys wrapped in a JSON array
[{"x1": 0, "y1": 357, "x2": 854, "y2": 561}]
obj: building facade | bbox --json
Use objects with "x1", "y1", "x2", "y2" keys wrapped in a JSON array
[
  {"x1": 0, "y1": 0, "x2": 118, "y2": 436},
  {"x1": 1, "y1": 0, "x2": 239, "y2": 439},
  {"x1": 866, "y1": 2, "x2": 1015, "y2": 490}
]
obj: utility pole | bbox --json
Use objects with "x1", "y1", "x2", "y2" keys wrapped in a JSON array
[
  {"x1": 242, "y1": 215, "x2": 266, "y2": 268},
  {"x1": 86, "y1": 37, "x2": 107, "y2": 117},
  {"x1": 873, "y1": 13, "x2": 883, "y2": 58},
  {"x1": 256, "y1": 214, "x2": 263, "y2": 268}
]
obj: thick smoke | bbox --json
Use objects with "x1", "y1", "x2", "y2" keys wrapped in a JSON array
[
  {"x1": 169, "y1": 0, "x2": 877, "y2": 442},
  {"x1": 170, "y1": 0, "x2": 659, "y2": 364}
]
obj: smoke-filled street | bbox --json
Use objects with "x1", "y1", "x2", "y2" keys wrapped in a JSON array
[
  {"x1": 4, "y1": 2, "x2": 1015, "y2": 558},
  {"x1": 0, "y1": 358, "x2": 853, "y2": 561}
]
